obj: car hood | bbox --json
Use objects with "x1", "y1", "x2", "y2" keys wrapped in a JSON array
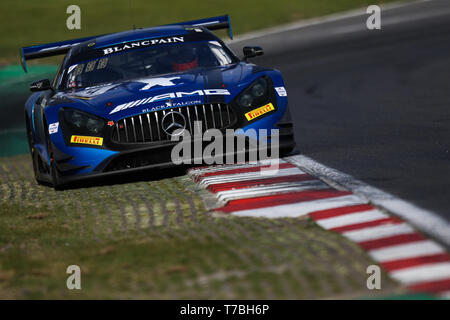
[{"x1": 57, "y1": 63, "x2": 253, "y2": 121}]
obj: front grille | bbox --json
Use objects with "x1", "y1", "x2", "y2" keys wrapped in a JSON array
[{"x1": 111, "y1": 103, "x2": 236, "y2": 143}]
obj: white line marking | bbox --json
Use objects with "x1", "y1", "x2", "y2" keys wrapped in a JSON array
[
  {"x1": 216, "y1": 180, "x2": 328, "y2": 203},
  {"x1": 343, "y1": 223, "x2": 415, "y2": 243},
  {"x1": 230, "y1": 194, "x2": 366, "y2": 218},
  {"x1": 199, "y1": 167, "x2": 304, "y2": 186},
  {"x1": 188, "y1": 159, "x2": 286, "y2": 178},
  {"x1": 390, "y1": 262, "x2": 450, "y2": 285},
  {"x1": 286, "y1": 155, "x2": 450, "y2": 247},
  {"x1": 369, "y1": 240, "x2": 445, "y2": 262},
  {"x1": 316, "y1": 209, "x2": 388, "y2": 229}
]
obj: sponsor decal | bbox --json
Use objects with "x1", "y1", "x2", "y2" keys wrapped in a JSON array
[
  {"x1": 70, "y1": 135, "x2": 103, "y2": 146},
  {"x1": 69, "y1": 83, "x2": 119, "y2": 99},
  {"x1": 244, "y1": 103, "x2": 275, "y2": 121},
  {"x1": 48, "y1": 122, "x2": 59, "y2": 134},
  {"x1": 102, "y1": 36, "x2": 184, "y2": 55},
  {"x1": 275, "y1": 87, "x2": 287, "y2": 97},
  {"x1": 110, "y1": 89, "x2": 230, "y2": 114},
  {"x1": 138, "y1": 76, "x2": 182, "y2": 91},
  {"x1": 141, "y1": 100, "x2": 202, "y2": 113}
]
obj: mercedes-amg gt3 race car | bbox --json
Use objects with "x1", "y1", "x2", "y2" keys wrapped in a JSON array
[{"x1": 22, "y1": 15, "x2": 295, "y2": 188}]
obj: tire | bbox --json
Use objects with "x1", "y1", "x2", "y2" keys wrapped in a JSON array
[
  {"x1": 26, "y1": 112, "x2": 46, "y2": 185},
  {"x1": 49, "y1": 157, "x2": 62, "y2": 189},
  {"x1": 32, "y1": 149, "x2": 46, "y2": 184},
  {"x1": 280, "y1": 144, "x2": 297, "y2": 157}
]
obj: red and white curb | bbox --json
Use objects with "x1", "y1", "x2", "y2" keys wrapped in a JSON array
[{"x1": 187, "y1": 156, "x2": 450, "y2": 298}]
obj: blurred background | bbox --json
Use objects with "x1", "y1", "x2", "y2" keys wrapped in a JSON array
[{"x1": 0, "y1": 0, "x2": 397, "y2": 156}]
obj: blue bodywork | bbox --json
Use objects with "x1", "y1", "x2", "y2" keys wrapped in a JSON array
[{"x1": 23, "y1": 17, "x2": 294, "y2": 186}]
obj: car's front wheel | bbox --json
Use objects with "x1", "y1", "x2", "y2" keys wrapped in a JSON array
[
  {"x1": 26, "y1": 112, "x2": 46, "y2": 185},
  {"x1": 49, "y1": 157, "x2": 62, "y2": 189},
  {"x1": 31, "y1": 149, "x2": 47, "y2": 184}
]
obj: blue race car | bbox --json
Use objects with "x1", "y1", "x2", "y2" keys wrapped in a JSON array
[{"x1": 21, "y1": 15, "x2": 295, "y2": 188}]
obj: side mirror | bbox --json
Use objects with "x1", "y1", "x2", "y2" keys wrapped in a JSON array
[
  {"x1": 30, "y1": 79, "x2": 52, "y2": 92},
  {"x1": 243, "y1": 46, "x2": 264, "y2": 61}
]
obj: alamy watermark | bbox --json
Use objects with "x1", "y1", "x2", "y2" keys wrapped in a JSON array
[
  {"x1": 367, "y1": 5, "x2": 381, "y2": 30},
  {"x1": 366, "y1": 265, "x2": 381, "y2": 290},
  {"x1": 169, "y1": 121, "x2": 281, "y2": 172},
  {"x1": 66, "y1": 5, "x2": 81, "y2": 30},
  {"x1": 66, "y1": 265, "x2": 81, "y2": 290}
]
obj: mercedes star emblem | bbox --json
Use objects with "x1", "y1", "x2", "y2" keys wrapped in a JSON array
[{"x1": 161, "y1": 111, "x2": 186, "y2": 136}]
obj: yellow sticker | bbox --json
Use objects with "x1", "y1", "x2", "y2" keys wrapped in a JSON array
[
  {"x1": 70, "y1": 135, "x2": 103, "y2": 146},
  {"x1": 244, "y1": 103, "x2": 275, "y2": 121}
]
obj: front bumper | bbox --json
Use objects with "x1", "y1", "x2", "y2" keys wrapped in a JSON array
[{"x1": 52, "y1": 125, "x2": 295, "y2": 186}]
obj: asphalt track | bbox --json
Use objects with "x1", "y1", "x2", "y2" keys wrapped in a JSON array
[{"x1": 229, "y1": 0, "x2": 450, "y2": 220}]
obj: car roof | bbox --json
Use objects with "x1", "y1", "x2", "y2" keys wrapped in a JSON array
[
  {"x1": 65, "y1": 25, "x2": 218, "y2": 64},
  {"x1": 93, "y1": 25, "x2": 190, "y2": 48}
]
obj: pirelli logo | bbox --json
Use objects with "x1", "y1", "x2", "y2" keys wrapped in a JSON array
[
  {"x1": 70, "y1": 135, "x2": 103, "y2": 146},
  {"x1": 244, "y1": 103, "x2": 275, "y2": 121}
]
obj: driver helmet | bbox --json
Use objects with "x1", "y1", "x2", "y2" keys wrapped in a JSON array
[{"x1": 171, "y1": 45, "x2": 199, "y2": 72}]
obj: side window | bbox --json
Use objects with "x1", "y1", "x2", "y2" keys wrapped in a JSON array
[{"x1": 208, "y1": 41, "x2": 233, "y2": 66}]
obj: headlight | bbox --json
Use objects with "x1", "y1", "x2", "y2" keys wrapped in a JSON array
[
  {"x1": 237, "y1": 77, "x2": 269, "y2": 108},
  {"x1": 63, "y1": 109, "x2": 105, "y2": 134},
  {"x1": 251, "y1": 80, "x2": 267, "y2": 97},
  {"x1": 239, "y1": 94, "x2": 253, "y2": 108}
]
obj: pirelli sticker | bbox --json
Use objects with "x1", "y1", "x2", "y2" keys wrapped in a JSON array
[
  {"x1": 244, "y1": 103, "x2": 275, "y2": 121},
  {"x1": 70, "y1": 135, "x2": 103, "y2": 146}
]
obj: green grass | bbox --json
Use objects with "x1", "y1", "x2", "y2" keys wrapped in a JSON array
[
  {"x1": 0, "y1": 0, "x2": 404, "y2": 63},
  {"x1": 0, "y1": 155, "x2": 403, "y2": 299}
]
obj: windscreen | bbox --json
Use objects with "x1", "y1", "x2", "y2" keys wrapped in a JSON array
[{"x1": 62, "y1": 41, "x2": 235, "y2": 90}]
